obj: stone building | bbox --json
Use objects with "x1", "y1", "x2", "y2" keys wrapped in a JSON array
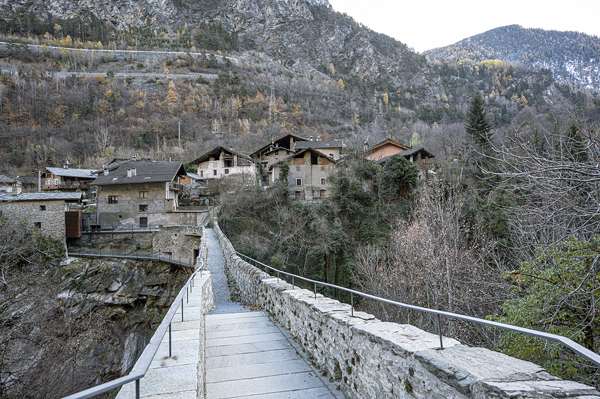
[
  {"x1": 270, "y1": 148, "x2": 337, "y2": 200},
  {"x1": 191, "y1": 147, "x2": 255, "y2": 185},
  {"x1": 92, "y1": 161, "x2": 188, "y2": 229},
  {"x1": 0, "y1": 191, "x2": 82, "y2": 242},
  {"x1": 251, "y1": 133, "x2": 344, "y2": 186}
]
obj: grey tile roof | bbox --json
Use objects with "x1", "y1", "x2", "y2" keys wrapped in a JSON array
[
  {"x1": 44, "y1": 167, "x2": 97, "y2": 179},
  {"x1": 294, "y1": 141, "x2": 343, "y2": 150},
  {"x1": 186, "y1": 173, "x2": 205, "y2": 181},
  {"x1": 0, "y1": 192, "x2": 82, "y2": 202},
  {"x1": 0, "y1": 175, "x2": 15, "y2": 184},
  {"x1": 92, "y1": 161, "x2": 186, "y2": 186}
]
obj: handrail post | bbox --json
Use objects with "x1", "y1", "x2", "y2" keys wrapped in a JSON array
[
  {"x1": 292, "y1": 276, "x2": 294, "y2": 288},
  {"x1": 437, "y1": 314, "x2": 444, "y2": 350},
  {"x1": 135, "y1": 379, "x2": 140, "y2": 399},
  {"x1": 181, "y1": 298, "x2": 184, "y2": 322},
  {"x1": 187, "y1": 285, "x2": 189, "y2": 303},
  {"x1": 169, "y1": 323, "x2": 172, "y2": 357},
  {"x1": 314, "y1": 283, "x2": 317, "y2": 300},
  {"x1": 351, "y1": 293, "x2": 354, "y2": 317}
]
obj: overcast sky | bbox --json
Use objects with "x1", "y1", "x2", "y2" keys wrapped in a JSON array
[{"x1": 327, "y1": 0, "x2": 600, "y2": 53}]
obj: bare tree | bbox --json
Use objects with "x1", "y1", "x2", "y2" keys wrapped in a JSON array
[
  {"x1": 483, "y1": 120, "x2": 600, "y2": 251},
  {"x1": 94, "y1": 124, "x2": 112, "y2": 157}
]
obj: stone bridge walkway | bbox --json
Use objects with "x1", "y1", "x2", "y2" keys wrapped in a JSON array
[{"x1": 204, "y1": 228, "x2": 343, "y2": 399}]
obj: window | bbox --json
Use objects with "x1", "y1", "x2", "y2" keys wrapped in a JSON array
[
  {"x1": 213, "y1": 170, "x2": 217, "y2": 176},
  {"x1": 108, "y1": 196, "x2": 118, "y2": 204},
  {"x1": 224, "y1": 159, "x2": 233, "y2": 167},
  {"x1": 329, "y1": 154, "x2": 334, "y2": 158},
  {"x1": 321, "y1": 178, "x2": 326, "y2": 185},
  {"x1": 200, "y1": 170, "x2": 204, "y2": 177},
  {"x1": 139, "y1": 217, "x2": 148, "y2": 228},
  {"x1": 39, "y1": 205, "x2": 46, "y2": 211},
  {"x1": 224, "y1": 169, "x2": 230, "y2": 174},
  {"x1": 139, "y1": 205, "x2": 148, "y2": 212},
  {"x1": 296, "y1": 178, "x2": 302, "y2": 186},
  {"x1": 34, "y1": 222, "x2": 41, "y2": 229},
  {"x1": 139, "y1": 191, "x2": 148, "y2": 199}
]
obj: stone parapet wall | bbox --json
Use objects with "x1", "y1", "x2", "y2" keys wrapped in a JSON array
[{"x1": 213, "y1": 221, "x2": 600, "y2": 399}]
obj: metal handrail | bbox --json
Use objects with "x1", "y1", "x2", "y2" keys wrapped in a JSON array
[
  {"x1": 62, "y1": 238, "x2": 208, "y2": 399},
  {"x1": 235, "y1": 251, "x2": 600, "y2": 367}
]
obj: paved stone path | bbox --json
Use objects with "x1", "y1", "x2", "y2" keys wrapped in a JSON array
[
  {"x1": 204, "y1": 228, "x2": 231, "y2": 303},
  {"x1": 204, "y1": 230, "x2": 342, "y2": 399},
  {"x1": 116, "y1": 271, "x2": 211, "y2": 399}
]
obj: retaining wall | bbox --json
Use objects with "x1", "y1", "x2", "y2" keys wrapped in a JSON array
[{"x1": 214, "y1": 221, "x2": 600, "y2": 399}]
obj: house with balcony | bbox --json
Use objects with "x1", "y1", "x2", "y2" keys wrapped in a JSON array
[
  {"x1": 91, "y1": 161, "x2": 188, "y2": 229},
  {"x1": 191, "y1": 147, "x2": 255, "y2": 186},
  {"x1": 41, "y1": 165, "x2": 96, "y2": 193},
  {"x1": 364, "y1": 139, "x2": 435, "y2": 179}
]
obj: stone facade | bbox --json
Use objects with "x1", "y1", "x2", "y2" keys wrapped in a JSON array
[
  {"x1": 213, "y1": 222, "x2": 600, "y2": 399},
  {"x1": 271, "y1": 149, "x2": 336, "y2": 199},
  {"x1": 152, "y1": 226, "x2": 203, "y2": 265},
  {"x1": 97, "y1": 182, "x2": 180, "y2": 229},
  {"x1": 193, "y1": 147, "x2": 256, "y2": 184},
  {"x1": 0, "y1": 199, "x2": 68, "y2": 241}
]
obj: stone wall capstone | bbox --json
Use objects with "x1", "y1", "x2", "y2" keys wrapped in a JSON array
[{"x1": 213, "y1": 221, "x2": 600, "y2": 399}]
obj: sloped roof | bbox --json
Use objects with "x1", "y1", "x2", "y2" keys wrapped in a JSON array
[
  {"x1": 376, "y1": 147, "x2": 435, "y2": 164},
  {"x1": 92, "y1": 162, "x2": 186, "y2": 186},
  {"x1": 0, "y1": 175, "x2": 14, "y2": 184},
  {"x1": 186, "y1": 173, "x2": 205, "y2": 181},
  {"x1": 0, "y1": 192, "x2": 82, "y2": 202},
  {"x1": 190, "y1": 146, "x2": 253, "y2": 165},
  {"x1": 43, "y1": 167, "x2": 97, "y2": 179},
  {"x1": 250, "y1": 133, "x2": 309, "y2": 158},
  {"x1": 365, "y1": 138, "x2": 410, "y2": 155},
  {"x1": 294, "y1": 141, "x2": 343, "y2": 150},
  {"x1": 269, "y1": 148, "x2": 337, "y2": 171}
]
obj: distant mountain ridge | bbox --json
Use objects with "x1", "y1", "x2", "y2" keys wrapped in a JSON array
[{"x1": 424, "y1": 25, "x2": 600, "y2": 92}]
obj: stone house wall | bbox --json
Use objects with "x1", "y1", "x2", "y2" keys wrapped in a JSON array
[
  {"x1": 213, "y1": 221, "x2": 600, "y2": 399},
  {"x1": 272, "y1": 155, "x2": 335, "y2": 199},
  {"x1": 152, "y1": 226, "x2": 203, "y2": 265},
  {"x1": 0, "y1": 200, "x2": 67, "y2": 241},
  {"x1": 97, "y1": 182, "x2": 179, "y2": 229},
  {"x1": 197, "y1": 157, "x2": 255, "y2": 182}
]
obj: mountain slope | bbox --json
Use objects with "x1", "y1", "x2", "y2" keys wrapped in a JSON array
[{"x1": 424, "y1": 25, "x2": 600, "y2": 91}]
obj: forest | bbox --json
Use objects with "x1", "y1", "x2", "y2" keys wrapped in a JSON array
[{"x1": 0, "y1": 8, "x2": 598, "y2": 391}]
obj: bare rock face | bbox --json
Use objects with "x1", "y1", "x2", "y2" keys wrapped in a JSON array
[
  {"x1": 0, "y1": 0, "x2": 178, "y2": 29},
  {"x1": 0, "y1": 257, "x2": 190, "y2": 399}
]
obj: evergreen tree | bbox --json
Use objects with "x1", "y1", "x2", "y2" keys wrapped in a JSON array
[{"x1": 465, "y1": 93, "x2": 493, "y2": 154}]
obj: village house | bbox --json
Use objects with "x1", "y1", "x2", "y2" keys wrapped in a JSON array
[
  {"x1": 270, "y1": 148, "x2": 337, "y2": 200},
  {"x1": 0, "y1": 183, "x2": 83, "y2": 243},
  {"x1": 251, "y1": 134, "x2": 345, "y2": 186},
  {"x1": 293, "y1": 140, "x2": 344, "y2": 160},
  {"x1": 41, "y1": 164, "x2": 96, "y2": 193},
  {"x1": 191, "y1": 147, "x2": 255, "y2": 185},
  {"x1": 92, "y1": 161, "x2": 188, "y2": 229},
  {"x1": 365, "y1": 138, "x2": 435, "y2": 178},
  {"x1": 0, "y1": 175, "x2": 14, "y2": 193}
]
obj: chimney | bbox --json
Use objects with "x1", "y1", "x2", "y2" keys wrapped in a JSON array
[
  {"x1": 103, "y1": 169, "x2": 109, "y2": 176},
  {"x1": 63, "y1": 160, "x2": 70, "y2": 169},
  {"x1": 127, "y1": 169, "x2": 132, "y2": 177},
  {"x1": 131, "y1": 168, "x2": 136, "y2": 176}
]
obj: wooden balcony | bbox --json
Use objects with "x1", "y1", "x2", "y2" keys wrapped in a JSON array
[
  {"x1": 41, "y1": 182, "x2": 91, "y2": 190},
  {"x1": 169, "y1": 182, "x2": 183, "y2": 191}
]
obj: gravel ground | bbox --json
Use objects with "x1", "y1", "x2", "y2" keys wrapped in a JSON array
[{"x1": 204, "y1": 228, "x2": 232, "y2": 303}]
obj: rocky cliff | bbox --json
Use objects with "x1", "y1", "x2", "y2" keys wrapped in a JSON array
[
  {"x1": 424, "y1": 25, "x2": 600, "y2": 91},
  {"x1": 0, "y1": 256, "x2": 191, "y2": 399},
  {"x1": 0, "y1": 0, "x2": 178, "y2": 30}
]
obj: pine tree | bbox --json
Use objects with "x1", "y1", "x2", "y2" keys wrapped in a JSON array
[{"x1": 465, "y1": 93, "x2": 493, "y2": 154}]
